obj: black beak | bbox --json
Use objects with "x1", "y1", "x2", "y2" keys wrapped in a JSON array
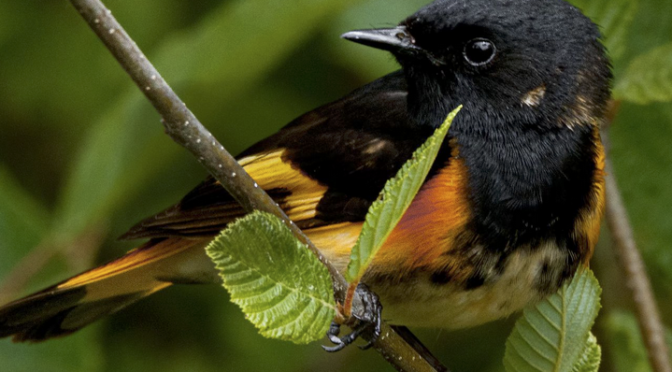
[{"x1": 341, "y1": 26, "x2": 417, "y2": 53}]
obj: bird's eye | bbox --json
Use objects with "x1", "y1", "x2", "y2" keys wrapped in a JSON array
[{"x1": 463, "y1": 38, "x2": 496, "y2": 67}]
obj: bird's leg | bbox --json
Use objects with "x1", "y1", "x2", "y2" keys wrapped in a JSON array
[{"x1": 322, "y1": 283, "x2": 382, "y2": 352}]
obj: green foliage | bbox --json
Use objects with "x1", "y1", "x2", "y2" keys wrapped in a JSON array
[
  {"x1": 345, "y1": 107, "x2": 460, "y2": 282},
  {"x1": 0, "y1": 166, "x2": 102, "y2": 371},
  {"x1": 609, "y1": 103, "x2": 672, "y2": 293},
  {"x1": 0, "y1": 329, "x2": 102, "y2": 372},
  {"x1": 0, "y1": 166, "x2": 49, "y2": 272},
  {"x1": 206, "y1": 211, "x2": 336, "y2": 344},
  {"x1": 158, "y1": 0, "x2": 363, "y2": 87},
  {"x1": 603, "y1": 311, "x2": 672, "y2": 372},
  {"x1": 503, "y1": 269, "x2": 602, "y2": 372},
  {"x1": 614, "y1": 43, "x2": 672, "y2": 104},
  {"x1": 570, "y1": 0, "x2": 638, "y2": 61}
]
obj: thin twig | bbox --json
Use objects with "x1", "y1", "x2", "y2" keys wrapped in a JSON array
[
  {"x1": 604, "y1": 160, "x2": 672, "y2": 372},
  {"x1": 67, "y1": 0, "x2": 445, "y2": 371},
  {"x1": 603, "y1": 105, "x2": 672, "y2": 372}
]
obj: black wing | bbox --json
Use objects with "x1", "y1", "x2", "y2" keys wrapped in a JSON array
[{"x1": 121, "y1": 71, "x2": 433, "y2": 240}]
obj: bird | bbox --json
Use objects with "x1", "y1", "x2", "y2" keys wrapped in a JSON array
[{"x1": 0, "y1": 0, "x2": 611, "y2": 344}]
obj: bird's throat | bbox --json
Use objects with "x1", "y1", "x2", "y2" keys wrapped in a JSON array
[{"x1": 456, "y1": 121, "x2": 600, "y2": 248}]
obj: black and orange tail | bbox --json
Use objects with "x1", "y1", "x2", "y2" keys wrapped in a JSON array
[{"x1": 0, "y1": 237, "x2": 216, "y2": 342}]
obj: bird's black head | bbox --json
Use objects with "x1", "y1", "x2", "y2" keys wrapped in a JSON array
[{"x1": 343, "y1": 0, "x2": 612, "y2": 130}]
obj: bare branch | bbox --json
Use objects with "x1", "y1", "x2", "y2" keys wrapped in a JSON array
[
  {"x1": 603, "y1": 111, "x2": 672, "y2": 372},
  {"x1": 67, "y1": 0, "x2": 446, "y2": 370}
]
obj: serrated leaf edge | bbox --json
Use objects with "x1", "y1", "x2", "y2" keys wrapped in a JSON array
[{"x1": 504, "y1": 269, "x2": 602, "y2": 372}]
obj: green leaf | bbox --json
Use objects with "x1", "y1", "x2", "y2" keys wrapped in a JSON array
[
  {"x1": 572, "y1": 333, "x2": 601, "y2": 372},
  {"x1": 604, "y1": 310, "x2": 672, "y2": 372},
  {"x1": 205, "y1": 211, "x2": 336, "y2": 344},
  {"x1": 570, "y1": 0, "x2": 638, "y2": 61},
  {"x1": 344, "y1": 106, "x2": 461, "y2": 282},
  {"x1": 614, "y1": 42, "x2": 672, "y2": 104},
  {"x1": 503, "y1": 268, "x2": 602, "y2": 372}
]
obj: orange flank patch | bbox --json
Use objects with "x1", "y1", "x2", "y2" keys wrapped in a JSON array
[
  {"x1": 574, "y1": 129, "x2": 606, "y2": 262},
  {"x1": 372, "y1": 155, "x2": 472, "y2": 277},
  {"x1": 57, "y1": 238, "x2": 202, "y2": 289}
]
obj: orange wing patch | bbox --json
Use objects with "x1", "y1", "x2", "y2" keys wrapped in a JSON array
[
  {"x1": 122, "y1": 149, "x2": 330, "y2": 240},
  {"x1": 573, "y1": 128, "x2": 606, "y2": 262},
  {"x1": 240, "y1": 150, "x2": 328, "y2": 222}
]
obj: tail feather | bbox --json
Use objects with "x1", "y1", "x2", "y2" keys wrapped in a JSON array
[
  {"x1": 0, "y1": 288, "x2": 88, "y2": 341},
  {"x1": 0, "y1": 237, "x2": 216, "y2": 342}
]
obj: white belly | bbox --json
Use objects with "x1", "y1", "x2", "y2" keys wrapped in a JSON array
[{"x1": 367, "y1": 241, "x2": 571, "y2": 329}]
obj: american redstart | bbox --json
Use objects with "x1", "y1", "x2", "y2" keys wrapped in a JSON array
[{"x1": 0, "y1": 0, "x2": 610, "y2": 344}]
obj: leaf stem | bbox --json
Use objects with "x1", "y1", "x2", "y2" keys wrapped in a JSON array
[
  {"x1": 66, "y1": 0, "x2": 447, "y2": 370},
  {"x1": 342, "y1": 282, "x2": 358, "y2": 318}
]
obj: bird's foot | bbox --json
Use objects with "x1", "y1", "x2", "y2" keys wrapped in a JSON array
[{"x1": 322, "y1": 283, "x2": 382, "y2": 352}]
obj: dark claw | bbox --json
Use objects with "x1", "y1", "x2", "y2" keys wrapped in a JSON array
[
  {"x1": 322, "y1": 320, "x2": 370, "y2": 352},
  {"x1": 327, "y1": 322, "x2": 342, "y2": 345},
  {"x1": 321, "y1": 337, "x2": 348, "y2": 353},
  {"x1": 322, "y1": 341, "x2": 347, "y2": 353},
  {"x1": 321, "y1": 283, "x2": 383, "y2": 352}
]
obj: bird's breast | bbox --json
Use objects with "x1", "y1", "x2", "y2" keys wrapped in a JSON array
[
  {"x1": 363, "y1": 238, "x2": 579, "y2": 329},
  {"x1": 307, "y1": 127, "x2": 605, "y2": 330}
]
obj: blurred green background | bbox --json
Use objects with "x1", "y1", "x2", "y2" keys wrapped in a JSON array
[{"x1": 0, "y1": 0, "x2": 670, "y2": 371}]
